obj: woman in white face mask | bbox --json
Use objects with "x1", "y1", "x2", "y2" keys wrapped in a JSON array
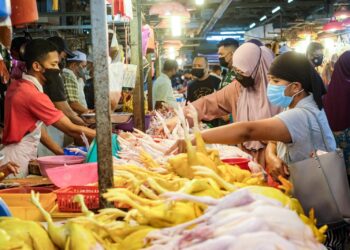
[
  {"x1": 170, "y1": 51, "x2": 336, "y2": 176},
  {"x1": 169, "y1": 51, "x2": 349, "y2": 248},
  {"x1": 169, "y1": 52, "x2": 346, "y2": 249},
  {"x1": 196, "y1": 52, "x2": 336, "y2": 170}
]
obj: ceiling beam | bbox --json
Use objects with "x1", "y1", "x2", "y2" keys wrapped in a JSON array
[{"x1": 200, "y1": 0, "x2": 234, "y2": 36}]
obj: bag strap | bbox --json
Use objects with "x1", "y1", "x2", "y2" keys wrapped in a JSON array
[
  {"x1": 298, "y1": 108, "x2": 343, "y2": 218},
  {"x1": 299, "y1": 107, "x2": 331, "y2": 152},
  {"x1": 285, "y1": 106, "x2": 329, "y2": 164}
]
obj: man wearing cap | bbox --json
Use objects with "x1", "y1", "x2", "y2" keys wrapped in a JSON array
[
  {"x1": 47, "y1": 36, "x2": 75, "y2": 70},
  {"x1": 62, "y1": 50, "x2": 90, "y2": 115},
  {"x1": 46, "y1": 36, "x2": 85, "y2": 126}
]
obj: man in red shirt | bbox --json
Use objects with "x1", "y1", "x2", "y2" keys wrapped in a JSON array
[{"x1": 1, "y1": 39, "x2": 95, "y2": 178}]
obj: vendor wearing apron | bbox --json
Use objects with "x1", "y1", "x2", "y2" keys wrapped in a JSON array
[{"x1": 1, "y1": 39, "x2": 96, "y2": 178}]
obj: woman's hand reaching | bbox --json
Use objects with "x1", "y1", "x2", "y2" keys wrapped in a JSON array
[
  {"x1": 266, "y1": 155, "x2": 289, "y2": 182},
  {"x1": 265, "y1": 142, "x2": 289, "y2": 182}
]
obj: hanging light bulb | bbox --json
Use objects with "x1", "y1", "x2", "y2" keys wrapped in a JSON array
[
  {"x1": 196, "y1": 0, "x2": 204, "y2": 5},
  {"x1": 171, "y1": 16, "x2": 182, "y2": 37},
  {"x1": 168, "y1": 46, "x2": 176, "y2": 59}
]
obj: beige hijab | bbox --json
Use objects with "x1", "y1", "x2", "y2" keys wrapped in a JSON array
[{"x1": 232, "y1": 42, "x2": 281, "y2": 151}]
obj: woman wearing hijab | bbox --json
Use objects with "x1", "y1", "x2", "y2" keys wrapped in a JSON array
[
  {"x1": 324, "y1": 51, "x2": 350, "y2": 181},
  {"x1": 167, "y1": 42, "x2": 281, "y2": 164},
  {"x1": 247, "y1": 39, "x2": 264, "y2": 47},
  {"x1": 170, "y1": 52, "x2": 346, "y2": 249}
]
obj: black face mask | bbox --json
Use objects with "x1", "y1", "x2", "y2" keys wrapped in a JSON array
[
  {"x1": 43, "y1": 68, "x2": 61, "y2": 86},
  {"x1": 192, "y1": 68, "x2": 205, "y2": 79},
  {"x1": 235, "y1": 47, "x2": 262, "y2": 88},
  {"x1": 235, "y1": 72, "x2": 255, "y2": 88},
  {"x1": 58, "y1": 59, "x2": 66, "y2": 70},
  {"x1": 312, "y1": 55, "x2": 323, "y2": 67},
  {"x1": 219, "y1": 57, "x2": 229, "y2": 68}
]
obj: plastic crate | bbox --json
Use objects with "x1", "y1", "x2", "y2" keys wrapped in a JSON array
[
  {"x1": 56, "y1": 186, "x2": 130, "y2": 212},
  {"x1": 0, "y1": 187, "x2": 57, "y2": 221},
  {"x1": 56, "y1": 186, "x2": 99, "y2": 212}
]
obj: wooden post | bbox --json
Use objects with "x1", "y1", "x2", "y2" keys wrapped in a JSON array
[
  {"x1": 130, "y1": 0, "x2": 145, "y2": 131},
  {"x1": 90, "y1": 0, "x2": 114, "y2": 208},
  {"x1": 147, "y1": 53, "x2": 153, "y2": 111}
]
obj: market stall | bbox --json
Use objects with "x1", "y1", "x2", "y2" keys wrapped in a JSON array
[
  {"x1": 0, "y1": 106, "x2": 329, "y2": 249},
  {"x1": 0, "y1": 0, "x2": 350, "y2": 249}
]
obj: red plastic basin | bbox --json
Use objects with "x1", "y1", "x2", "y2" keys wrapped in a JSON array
[{"x1": 222, "y1": 158, "x2": 250, "y2": 171}]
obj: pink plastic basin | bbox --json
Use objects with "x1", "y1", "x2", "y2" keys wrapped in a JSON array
[
  {"x1": 46, "y1": 163, "x2": 97, "y2": 188},
  {"x1": 222, "y1": 158, "x2": 250, "y2": 171},
  {"x1": 37, "y1": 156, "x2": 85, "y2": 177}
]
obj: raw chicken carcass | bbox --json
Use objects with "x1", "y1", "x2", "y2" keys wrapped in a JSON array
[{"x1": 229, "y1": 231, "x2": 298, "y2": 250}]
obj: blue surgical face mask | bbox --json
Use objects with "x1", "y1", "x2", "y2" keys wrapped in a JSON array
[{"x1": 267, "y1": 83, "x2": 303, "y2": 108}]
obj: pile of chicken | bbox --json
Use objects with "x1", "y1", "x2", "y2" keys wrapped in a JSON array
[
  {"x1": 103, "y1": 106, "x2": 326, "y2": 249},
  {"x1": 0, "y1": 181, "x2": 326, "y2": 250},
  {"x1": 145, "y1": 189, "x2": 327, "y2": 250},
  {"x1": 0, "y1": 107, "x2": 327, "y2": 250},
  {"x1": 116, "y1": 106, "x2": 255, "y2": 171}
]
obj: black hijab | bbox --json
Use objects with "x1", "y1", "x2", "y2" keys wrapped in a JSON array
[{"x1": 269, "y1": 51, "x2": 326, "y2": 110}]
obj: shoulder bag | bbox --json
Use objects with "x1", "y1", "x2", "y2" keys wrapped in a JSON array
[{"x1": 288, "y1": 108, "x2": 350, "y2": 225}]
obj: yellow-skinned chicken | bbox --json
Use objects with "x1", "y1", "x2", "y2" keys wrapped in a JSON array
[
  {"x1": 31, "y1": 191, "x2": 104, "y2": 250},
  {"x1": 103, "y1": 188, "x2": 202, "y2": 228},
  {"x1": 118, "y1": 227, "x2": 154, "y2": 250},
  {"x1": 0, "y1": 217, "x2": 56, "y2": 250},
  {"x1": 0, "y1": 227, "x2": 31, "y2": 250},
  {"x1": 299, "y1": 209, "x2": 328, "y2": 243}
]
